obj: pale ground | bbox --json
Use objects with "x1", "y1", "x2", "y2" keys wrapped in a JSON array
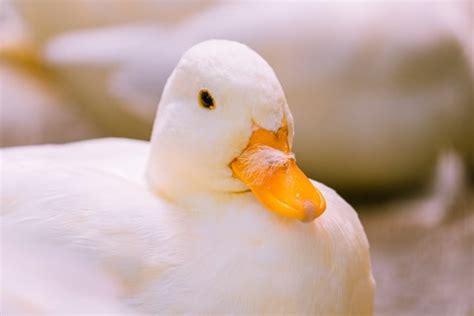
[{"x1": 358, "y1": 153, "x2": 474, "y2": 315}]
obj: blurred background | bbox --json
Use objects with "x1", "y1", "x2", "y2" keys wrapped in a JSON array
[{"x1": 0, "y1": 0, "x2": 472, "y2": 314}]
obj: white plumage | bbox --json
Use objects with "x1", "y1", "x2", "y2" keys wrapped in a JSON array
[
  {"x1": 239, "y1": 145, "x2": 295, "y2": 185},
  {"x1": 1, "y1": 40, "x2": 374, "y2": 314},
  {"x1": 1, "y1": 222, "x2": 135, "y2": 314}
]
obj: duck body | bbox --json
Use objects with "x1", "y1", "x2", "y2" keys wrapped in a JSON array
[
  {"x1": 2, "y1": 40, "x2": 374, "y2": 314},
  {"x1": 2, "y1": 138, "x2": 373, "y2": 314},
  {"x1": 2, "y1": 221, "x2": 135, "y2": 314}
]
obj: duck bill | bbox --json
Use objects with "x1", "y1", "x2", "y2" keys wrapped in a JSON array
[{"x1": 230, "y1": 123, "x2": 326, "y2": 222}]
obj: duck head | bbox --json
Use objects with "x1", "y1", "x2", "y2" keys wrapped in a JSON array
[{"x1": 147, "y1": 40, "x2": 325, "y2": 222}]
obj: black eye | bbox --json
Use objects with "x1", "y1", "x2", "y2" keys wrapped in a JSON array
[{"x1": 199, "y1": 89, "x2": 215, "y2": 109}]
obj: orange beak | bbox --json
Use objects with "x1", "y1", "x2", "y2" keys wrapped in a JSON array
[{"x1": 230, "y1": 122, "x2": 326, "y2": 222}]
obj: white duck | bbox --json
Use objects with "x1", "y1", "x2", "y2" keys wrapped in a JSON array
[{"x1": 1, "y1": 40, "x2": 374, "y2": 314}]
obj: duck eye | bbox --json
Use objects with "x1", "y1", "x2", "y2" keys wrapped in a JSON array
[{"x1": 199, "y1": 89, "x2": 215, "y2": 109}]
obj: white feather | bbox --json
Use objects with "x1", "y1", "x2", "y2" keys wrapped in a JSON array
[{"x1": 239, "y1": 145, "x2": 295, "y2": 185}]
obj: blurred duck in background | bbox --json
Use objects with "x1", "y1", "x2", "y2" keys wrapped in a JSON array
[
  {"x1": 10, "y1": 1, "x2": 470, "y2": 195},
  {"x1": 12, "y1": 0, "x2": 214, "y2": 44},
  {"x1": 0, "y1": 0, "x2": 215, "y2": 141},
  {"x1": 0, "y1": 1, "x2": 100, "y2": 146}
]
